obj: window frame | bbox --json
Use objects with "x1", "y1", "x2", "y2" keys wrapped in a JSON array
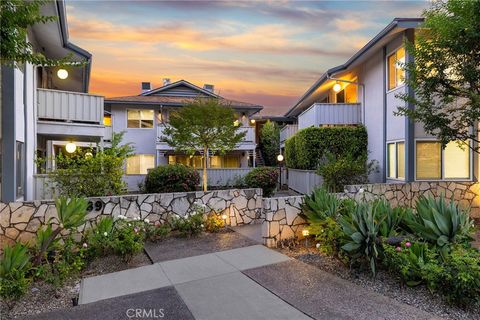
[
  {"x1": 386, "y1": 46, "x2": 406, "y2": 92},
  {"x1": 386, "y1": 140, "x2": 405, "y2": 181},
  {"x1": 126, "y1": 109, "x2": 154, "y2": 129},
  {"x1": 125, "y1": 154, "x2": 155, "y2": 175},
  {"x1": 414, "y1": 139, "x2": 472, "y2": 181}
]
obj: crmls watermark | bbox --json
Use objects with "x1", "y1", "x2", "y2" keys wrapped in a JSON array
[{"x1": 126, "y1": 308, "x2": 165, "y2": 318}]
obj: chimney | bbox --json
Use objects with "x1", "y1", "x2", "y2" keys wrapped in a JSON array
[
  {"x1": 141, "y1": 82, "x2": 151, "y2": 94},
  {"x1": 203, "y1": 84, "x2": 214, "y2": 93},
  {"x1": 163, "y1": 78, "x2": 171, "y2": 86}
]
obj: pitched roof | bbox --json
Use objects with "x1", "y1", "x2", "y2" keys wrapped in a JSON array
[{"x1": 105, "y1": 79, "x2": 262, "y2": 114}]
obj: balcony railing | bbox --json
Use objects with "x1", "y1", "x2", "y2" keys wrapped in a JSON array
[
  {"x1": 157, "y1": 125, "x2": 255, "y2": 143},
  {"x1": 37, "y1": 88, "x2": 104, "y2": 124},
  {"x1": 280, "y1": 124, "x2": 298, "y2": 143},
  {"x1": 298, "y1": 103, "x2": 361, "y2": 129}
]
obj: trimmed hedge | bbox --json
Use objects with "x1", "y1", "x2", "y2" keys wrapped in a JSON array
[
  {"x1": 144, "y1": 164, "x2": 200, "y2": 193},
  {"x1": 244, "y1": 167, "x2": 279, "y2": 197},
  {"x1": 285, "y1": 126, "x2": 368, "y2": 170}
]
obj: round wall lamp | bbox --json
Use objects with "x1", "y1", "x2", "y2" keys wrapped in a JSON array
[
  {"x1": 65, "y1": 142, "x2": 77, "y2": 153},
  {"x1": 277, "y1": 154, "x2": 284, "y2": 162},
  {"x1": 250, "y1": 119, "x2": 256, "y2": 124},
  {"x1": 333, "y1": 82, "x2": 342, "y2": 93},
  {"x1": 57, "y1": 69, "x2": 69, "y2": 80}
]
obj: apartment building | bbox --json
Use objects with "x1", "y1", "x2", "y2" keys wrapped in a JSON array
[{"x1": 282, "y1": 18, "x2": 475, "y2": 184}]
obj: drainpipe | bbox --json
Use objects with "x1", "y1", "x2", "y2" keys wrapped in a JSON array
[{"x1": 326, "y1": 74, "x2": 366, "y2": 125}]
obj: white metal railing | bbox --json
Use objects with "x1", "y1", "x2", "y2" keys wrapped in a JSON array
[
  {"x1": 37, "y1": 88, "x2": 104, "y2": 124},
  {"x1": 157, "y1": 125, "x2": 255, "y2": 143},
  {"x1": 287, "y1": 169, "x2": 323, "y2": 195},
  {"x1": 280, "y1": 124, "x2": 298, "y2": 142},
  {"x1": 198, "y1": 168, "x2": 253, "y2": 186},
  {"x1": 298, "y1": 103, "x2": 361, "y2": 129}
]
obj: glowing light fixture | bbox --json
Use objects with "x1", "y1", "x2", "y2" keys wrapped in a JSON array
[
  {"x1": 57, "y1": 69, "x2": 69, "y2": 80},
  {"x1": 333, "y1": 82, "x2": 342, "y2": 93},
  {"x1": 302, "y1": 229, "x2": 310, "y2": 237},
  {"x1": 65, "y1": 142, "x2": 76, "y2": 153},
  {"x1": 221, "y1": 214, "x2": 227, "y2": 220},
  {"x1": 277, "y1": 154, "x2": 284, "y2": 162},
  {"x1": 233, "y1": 120, "x2": 240, "y2": 126},
  {"x1": 85, "y1": 152, "x2": 93, "y2": 158},
  {"x1": 250, "y1": 119, "x2": 256, "y2": 124}
]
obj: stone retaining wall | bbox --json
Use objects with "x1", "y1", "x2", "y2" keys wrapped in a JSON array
[
  {"x1": 344, "y1": 181, "x2": 480, "y2": 219},
  {"x1": 262, "y1": 196, "x2": 307, "y2": 247},
  {"x1": 0, "y1": 188, "x2": 263, "y2": 247}
]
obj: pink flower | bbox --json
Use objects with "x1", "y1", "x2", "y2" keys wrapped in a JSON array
[
  {"x1": 405, "y1": 242, "x2": 412, "y2": 248},
  {"x1": 82, "y1": 243, "x2": 88, "y2": 248},
  {"x1": 395, "y1": 246, "x2": 402, "y2": 252}
]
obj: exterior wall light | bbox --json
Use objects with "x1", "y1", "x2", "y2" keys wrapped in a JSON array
[
  {"x1": 250, "y1": 119, "x2": 256, "y2": 124},
  {"x1": 333, "y1": 82, "x2": 342, "y2": 92},
  {"x1": 57, "y1": 69, "x2": 69, "y2": 80},
  {"x1": 302, "y1": 229, "x2": 310, "y2": 237},
  {"x1": 277, "y1": 154, "x2": 284, "y2": 162},
  {"x1": 65, "y1": 142, "x2": 76, "y2": 153}
]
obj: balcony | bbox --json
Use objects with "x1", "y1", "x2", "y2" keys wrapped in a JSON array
[
  {"x1": 280, "y1": 124, "x2": 298, "y2": 144},
  {"x1": 37, "y1": 89, "x2": 105, "y2": 138},
  {"x1": 298, "y1": 103, "x2": 361, "y2": 129},
  {"x1": 157, "y1": 125, "x2": 255, "y2": 149}
]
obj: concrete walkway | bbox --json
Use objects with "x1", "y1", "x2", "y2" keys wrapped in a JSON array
[{"x1": 42, "y1": 244, "x2": 439, "y2": 320}]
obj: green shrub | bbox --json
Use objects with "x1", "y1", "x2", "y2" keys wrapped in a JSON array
[
  {"x1": 244, "y1": 167, "x2": 278, "y2": 197},
  {"x1": 170, "y1": 213, "x2": 205, "y2": 237},
  {"x1": 312, "y1": 217, "x2": 345, "y2": 256},
  {"x1": 144, "y1": 164, "x2": 200, "y2": 193},
  {"x1": 204, "y1": 212, "x2": 225, "y2": 233},
  {"x1": 260, "y1": 120, "x2": 280, "y2": 166},
  {"x1": 0, "y1": 243, "x2": 31, "y2": 301},
  {"x1": 404, "y1": 196, "x2": 473, "y2": 256},
  {"x1": 317, "y1": 153, "x2": 377, "y2": 192},
  {"x1": 110, "y1": 220, "x2": 145, "y2": 261},
  {"x1": 301, "y1": 187, "x2": 344, "y2": 221},
  {"x1": 86, "y1": 217, "x2": 115, "y2": 258},
  {"x1": 287, "y1": 126, "x2": 368, "y2": 170},
  {"x1": 144, "y1": 221, "x2": 171, "y2": 242}
]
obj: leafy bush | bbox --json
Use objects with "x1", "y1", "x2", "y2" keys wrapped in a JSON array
[
  {"x1": 286, "y1": 126, "x2": 368, "y2": 170},
  {"x1": 45, "y1": 132, "x2": 134, "y2": 197},
  {"x1": 144, "y1": 221, "x2": 171, "y2": 242},
  {"x1": 404, "y1": 196, "x2": 473, "y2": 256},
  {"x1": 170, "y1": 213, "x2": 204, "y2": 237},
  {"x1": 244, "y1": 167, "x2": 278, "y2": 197},
  {"x1": 144, "y1": 164, "x2": 200, "y2": 193},
  {"x1": 204, "y1": 212, "x2": 225, "y2": 233},
  {"x1": 0, "y1": 243, "x2": 31, "y2": 301},
  {"x1": 312, "y1": 217, "x2": 345, "y2": 256},
  {"x1": 260, "y1": 120, "x2": 280, "y2": 166},
  {"x1": 317, "y1": 153, "x2": 378, "y2": 192}
]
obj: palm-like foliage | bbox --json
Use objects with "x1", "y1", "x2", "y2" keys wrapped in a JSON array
[
  {"x1": 301, "y1": 187, "x2": 343, "y2": 221},
  {"x1": 0, "y1": 243, "x2": 30, "y2": 278},
  {"x1": 54, "y1": 196, "x2": 88, "y2": 229},
  {"x1": 404, "y1": 196, "x2": 473, "y2": 255},
  {"x1": 374, "y1": 200, "x2": 409, "y2": 238}
]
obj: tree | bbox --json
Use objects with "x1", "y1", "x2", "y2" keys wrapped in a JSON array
[
  {"x1": 0, "y1": 0, "x2": 74, "y2": 67},
  {"x1": 396, "y1": 0, "x2": 480, "y2": 150},
  {"x1": 162, "y1": 98, "x2": 246, "y2": 191},
  {"x1": 260, "y1": 120, "x2": 280, "y2": 166},
  {"x1": 45, "y1": 132, "x2": 134, "y2": 197}
]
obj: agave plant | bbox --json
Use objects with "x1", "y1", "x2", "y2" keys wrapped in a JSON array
[
  {"x1": 338, "y1": 202, "x2": 386, "y2": 276},
  {"x1": 301, "y1": 187, "x2": 343, "y2": 222},
  {"x1": 34, "y1": 196, "x2": 88, "y2": 265},
  {"x1": 405, "y1": 196, "x2": 473, "y2": 256},
  {"x1": 0, "y1": 243, "x2": 31, "y2": 278},
  {"x1": 373, "y1": 200, "x2": 409, "y2": 238}
]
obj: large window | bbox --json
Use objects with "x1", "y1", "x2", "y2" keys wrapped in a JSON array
[
  {"x1": 127, "y1": 109, "x2": 154, "y2": 128},
  {"x1": 387, "y1": 47, "x2": 405, "y2": 90},
  {"x1": 210, "y1": 155, "x2": 241, "y2": 168},
  {"x1": 126, "y1": 154, "x2": 155, "y2": 175},
  {"x1": 387, "y1": 141, "x2": 405, "y2": 179},
  {"x1": 416, "y1": 141, "x2": 470, "y2": 180}
]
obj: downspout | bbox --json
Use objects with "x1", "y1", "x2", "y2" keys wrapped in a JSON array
[
  {"x1": 326, "y1": 74, "x2": 365, "y2": 125},
  {"x1": 23, "y1": 64, "x2": 28, "y2": 200},
  {"x1": 382, "y1": 46, "x2": 387, "y2": 183}
]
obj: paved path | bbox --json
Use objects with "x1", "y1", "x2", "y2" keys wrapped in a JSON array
[{"x1": 38, "y1": 244, "x2": 440, "y2": 320}]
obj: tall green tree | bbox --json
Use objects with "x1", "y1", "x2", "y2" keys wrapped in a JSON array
[
  {"x1": 0, "y1": 0, "x2": 73, "y2": 66},
  {"x1": 260, "y1": 120, "x2": 280, "y2": 166},
  {"x1": 162, "y1": 98, "x2": 246, "y2": 191},
  {"x1": 396, "y1": 0, "x2": 480, "y2": 149}
]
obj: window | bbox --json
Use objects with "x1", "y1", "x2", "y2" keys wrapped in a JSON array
[
  {"x1": 336, "y1": 89, "x2": 345, "y2": 103},
  {"x1": 103, "y1": 114, "x2": 112, "y2": 126},
  {"x1": 416, "y1": 140, "x2": 470, "y2": 180},
  {"x1": 127, "y1": 110, "x2": 154, "y2": 128},
  {"x1": 16, "y1": 141, "x2": 24, "y2": 198},
  {"x1": 168, "y1": 155, "x2": 203, "y2": 168},
  {"x1": 387, "y1": 47, "x2": 405, "y2": 90},
  {"x1": 209, "y1": 155, "x2": 241, "y2": 168},
  {"x1": 126, "y1": 154, "x2": 155, "y2": 175},
  {"x1": 387, "y1": 141, "x2": 405, "y2": 179}
]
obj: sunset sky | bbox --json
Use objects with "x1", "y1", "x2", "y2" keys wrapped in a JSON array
[{"x1": 66, "y1": 0, "x2": 427, "y2": 110}]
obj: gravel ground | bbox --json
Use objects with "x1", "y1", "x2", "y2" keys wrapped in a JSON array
[
  {"x1": 276, "y1": 243, "x2": 480, "y2": 320},
  {"x1": 0, "y1": 251, "x2": 151, "y2": 320}
]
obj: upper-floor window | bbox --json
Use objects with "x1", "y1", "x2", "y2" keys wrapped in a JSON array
[
  {"x1": 127, "y1": 109, "x2": 154, "y2": 128},
  {"x1": 387, "y1": 47, "x2": 405, "y2": 90},
  {"x1": 103, "y1": 114, "x2": 112, "y2": 127}
]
